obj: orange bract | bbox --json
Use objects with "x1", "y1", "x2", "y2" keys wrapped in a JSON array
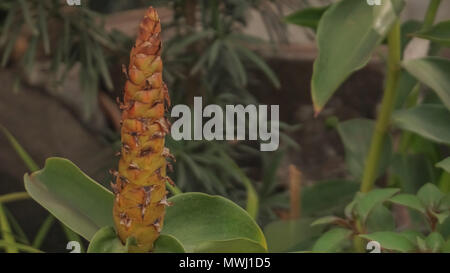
[{"x1": 112, "y1": 7, "x2": 172, "y2": 252}]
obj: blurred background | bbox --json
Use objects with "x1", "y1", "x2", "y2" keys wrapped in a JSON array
[{"x1": 1, "y1": 0, "x2": 450, "y2": 252}]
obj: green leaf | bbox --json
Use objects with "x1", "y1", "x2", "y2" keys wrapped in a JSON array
[
  {"x1": 163, "y1": 193, "x2": 267, "y2": 253},
  {"x1": 311, "y1": 0, "x2": 404, "y2": 113},
  {"x1": 430, "y1": 211, "x2": 449, "y2": 225},
  {"x1": 284, "y1": 5, "x2": 329, "y2": 31},
  {"x1": 389, "y1": 194, "x2": 426, "y2": 214},
  {"x1": 417, "y1": 183, "x2": 444, "y2": 209},
  {"x1": 366, "y1": 204, "x2": 395, "y2": 233},
  {"x1": 390, "y1": 154, "x2": 435, "y2": 194},
  {"x1": 400, "y1": 230, "x2": 424, "y2": 245},
  {"x1": 337, "y1": 119, "x2": 392, "y2": 180},
  {"x1": 311, "y1": 228, "x2": 352, "y2": 252},
  {"x1": 403, "y1": 57, "x2": 450, "y2": 110},
  {"x1": 356, "y1": 188, "x2": 400, "y2": 222},
  {"x1": 400, "y1": 20, "x2": 422, "y2": 53},
  {"x1": 234, "y1": 44, "x2": 280, "y2": 89},
  {"x1": 87, "y1": 226, "x2": 127, "y2": 253},
  {"x1": 1, "y1": 126, "x2": 39, "y2": 172},
  {"x1": 392, "y1": 104, "x2": 450, "y2": 145},
  {"x1": 426, "y1": 232, "x2": 445, "y2": 252},
  {"x1": 360, "y1": 232, "x2": 416, "y2": 252},
  {"x1": 413, "y1": 20, "x2": 450, "y2": 47},
  {"x1": 436, "y1": 157, "x2": 450, "y2": 173},
  {"x1": 153, "y1": 234, "x2": 186, "y2": 253},
  {"x1": 442, "y1": 240, "x2": 450, "y2": 253},
  {"x1": 264, "y1": 219, "x2": 324, "y2": 252},
  {"x1": 24, "y1": 158, "x2": 114, "y2": 241},
  {"x1": 194, "y1": 238, "x2": 267, "y2": 253},
  {"x1": 0, "y1": 204, "x2": 18, "y2": 253}
]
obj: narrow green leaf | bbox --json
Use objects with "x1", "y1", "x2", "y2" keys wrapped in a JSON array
[
  {"x1": 413, "y1": 20, "x2": 450, "y2": 47},
  {"x1": 284, "y1": 5, "x2": 329, "y2": 31},
  {"x1": 0, "y1": 240, "x2": 43, "y2": 253},
  {"x1": 38, "y1": 4, "x2": 50, "y2": 55},
  {"x1": 311, "y1": 216, "x2": 344, "y2": 227},
  {"x1": 360, "y1": 232, "x2": 416, "y2": 252},
  {"x1": 208, "y1": 40, "x2": 221, "y2": 68},
  {"x1": 0, "y1": 204, "x2": 18, "y2": 253},
  {"x1": 18, "y1": 0, "x2": 38, "y2": 36},
  {"x1": 392, "y1": 104, "x2": 450, "y2": 145},
  {"x1": 235, "y1": 44, "x2": 281, "y2": 89},
  {"x1": 224, "y1": 41, "x2": 247, "y2": 86},
  {"x1": 403, "y1": 57, "x2": 450, "y2": 110},
  {"x1": 32, "y1": 215, "x2": 55, "y2": 249}
]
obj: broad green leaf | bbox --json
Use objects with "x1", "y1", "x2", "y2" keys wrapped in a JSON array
[
  {"x1": 403, "y1": 57, "x2": 450, "y2": 110},
  {"x1": 311, "y1": 0, "x2": 404, "y2": 113},
  {"x1": 360, "y1": 232, "x2": 416, "y2": 252},
  {"x1": 436, "y1": 157, "x2": 450, "y2": 173},
  {"x1": 24, "y1": 158, "x2": 114, "y2": 241},
  {"x1": 162, "y1": 193, "x2": 267, "y2": 253},
  {"x1": 356, "y1": 188, "x2": 400, "y2": 222},
  {"x1": 194, "y1": 238, "x2": 267, "y2": 253},
  {"x1": 413, "y1": 20, "x2": 450, "y2": 47},
  {"x1": 426, "y1": 232, "x2": 445, "y2": 252},
  {"x1": 337, "y1": 119, "x2": 392, "y2": 180},
  {"x1": 311, "y1": 228, "x2": 352, "y2": 252},
  {"x1": 87, "y1": 226, "x2": 127, "y2": 253},
  {"x1": 264, "y1": 219, "x2": 324, "y2": 253},
  {"x1": 394, "y1": 71, "x2": 418, "y2": 109},
  {"x1": 366, "y1": 204, "x2": 395, "y2": 233},
  {"x1": 417, "y1": 183, "x2": 444, "y2": 209},
  {"x1": 284, "y1": 5, "x2": 329, "y2": 31},
  {"x1": 389, "y1": 194, "x2": 426, "y2": 214},
  {"x1": 153, "y1": 234, "x2": 186, "y2": 253},
  {"x1": 392, "y1": 104, "x2": 450, "y2": 145}
]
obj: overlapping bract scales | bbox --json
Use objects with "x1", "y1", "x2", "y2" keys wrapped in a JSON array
[{"x1": 112, "y1": 7, "x2": 173, "y2": 253}]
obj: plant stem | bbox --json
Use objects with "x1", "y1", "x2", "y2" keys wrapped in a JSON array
[
  {"x1": 0, "y1": 204, "x2": 18, "y2": 253},
  {"x1": 360, "y1": 20, "x2": 402, "y2": 193},
  {"x1": 422, "y1": 0, "x2": 441, "y2": 31},
  {"x1": 0, "y1": 192, "x2": 30, "y2": 204}
]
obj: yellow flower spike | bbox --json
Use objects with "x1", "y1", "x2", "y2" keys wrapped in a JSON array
[{"x1": 112, "y1": 6, "x2": 173, "y2": 253}]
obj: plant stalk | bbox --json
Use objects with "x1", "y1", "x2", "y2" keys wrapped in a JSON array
[
  {"x1": 360, "y1": 20, "x2": 402, "y2": 193},
  {"x1": 422, "y1": 0, "x2": 441, "y2": 31}
]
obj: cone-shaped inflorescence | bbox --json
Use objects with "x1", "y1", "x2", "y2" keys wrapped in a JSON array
[{"x1": 112, "y1": 7, "x2": 173, "y2": 253}]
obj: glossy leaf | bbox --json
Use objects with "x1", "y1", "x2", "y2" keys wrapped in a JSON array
[
  {"x1": 311, "y1": 0, "x2": 404, "y2": 113},
  {"x1": 87, "y1": 226, "x2": 127, "y2": 253},
  {"x1": 311, "y1": 228, "x2": 352, "y2": 252},
  {"x1": 24, "y1": 158, "x2": 114, "y2": 240},
  {"x1": 360, "y1": 232, "x2": 416, "y2": 252},
  {"x1": 153, "y1": 234, "x2": 186, "y2": 253},
  {"x1": 403, "y1": 57, "x2": 450, "y2": 110},
  {"x1": 163, "y1": 193, "x2": 267, "y2": 253},
  {"x1": 194, "y1": 238, "x2": 267, "y2": 253},
  {"x1": 356, "y1": 188, "x2": 400, "y2": 222},
  {"x1": 284, "y1": 5, "x2": 329, "y2": 31},
  {"x1": 414, "y1": 20, "x2": 450, "y2": 47},
  {"x1": 337, "y1": 119, "x2": 392, "y2": 180},
  {"x1": 392, "y1": 104, "x2": 450, "y2": 145},
  {"x1": 436, "y1": 157, "x2": 450, "y2": 173},
  {"x1": 389, "y1": 194, "x2": 426, "y2": 214}
]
